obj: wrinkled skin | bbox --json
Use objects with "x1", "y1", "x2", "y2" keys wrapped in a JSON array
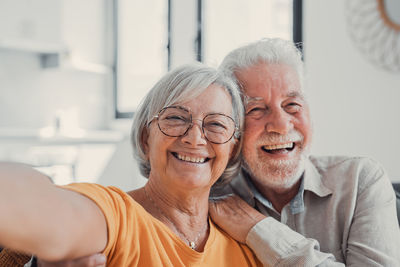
[{"x1": 209, "y1": 195, "x2": 265, "y2": 243}]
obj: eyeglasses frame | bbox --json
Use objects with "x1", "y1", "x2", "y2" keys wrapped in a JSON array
[{"x1": 147, "y1": 105, "x2": 239, "y2": 144}]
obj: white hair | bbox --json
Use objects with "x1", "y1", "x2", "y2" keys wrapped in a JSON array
[
  {"x1": 130, "y1": 62, "x2": 244, "y2": 185},
  {"x1": 219, "y1": 38, "x2": 304, "y2": 91}
]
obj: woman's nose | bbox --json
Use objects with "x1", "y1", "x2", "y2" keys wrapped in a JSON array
[{"x1": 180, "y1": 119, "x2": 207, "y2": 145}]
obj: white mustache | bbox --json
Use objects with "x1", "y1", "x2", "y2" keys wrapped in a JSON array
[{"x1": 257, "y1": 130, "x2": 304, "y2": 145}]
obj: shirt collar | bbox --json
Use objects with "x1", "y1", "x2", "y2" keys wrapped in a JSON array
[
  {"x1": 231, "y1": 157, "x2": 333, "y2": 215},
  {"x1": 303, "y1": 157, "x2": 333, "y2": 197},
  {"x1": 230, "y1": 170, "x2": 256, "y2": 206}
]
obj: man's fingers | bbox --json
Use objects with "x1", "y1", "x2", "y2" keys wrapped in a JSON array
[
  {"x1": 209, "y1": 195, "x2": 265, "y2": 243},
  {"x1": 210, "y1": 195, "x2": 248, "y2": 215},
  {"x1": 209, "y1": 195, "x2": 250, "y2": 224}
]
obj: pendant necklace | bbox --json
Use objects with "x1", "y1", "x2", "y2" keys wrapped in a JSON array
[{"x1": 144, "y1": 187, "x2": 208, "y2": 249}]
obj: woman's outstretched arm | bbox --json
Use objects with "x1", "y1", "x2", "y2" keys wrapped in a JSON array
[{"x1": 0, "y1": 162, "x2": 107, "y2": 261}]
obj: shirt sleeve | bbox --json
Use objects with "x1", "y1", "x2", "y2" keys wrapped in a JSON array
[
  {"x1": 61, "y1": 183, "x2": 123, "y2": 256},
  {"x1": 246, "y1": 217, "x2": 343, "y2": 267},
  {"x1": 344, "y1": 159, "x2": 400, "y2": 266}
]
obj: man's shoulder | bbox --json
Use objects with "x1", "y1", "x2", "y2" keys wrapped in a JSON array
[
  {"x1": 210, "y1": 183, "x2": 235, "y2": 199},
  {"x1": 308, "y1": 155, "x2": 387, "y2": 191},
  {"x1": 210, "y1": 172, "x2": 254, "y2": 206},
  {"x1": 309, "y1": 155, "x2": 383, "y2": 173}
]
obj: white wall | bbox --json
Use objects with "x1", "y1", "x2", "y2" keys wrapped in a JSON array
[
  {"x1": 304, "y1": 0, "x2": 400, "y2": 181},
  {"x1": 0, "y1": 0, "x2": 112, "y2": 130},
  {"x1": 96, "y1": 138, "x2": 147, "y2": 191}
]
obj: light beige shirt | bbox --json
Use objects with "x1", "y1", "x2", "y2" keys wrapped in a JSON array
[{"x1": 230, "y1": 156, "x2": 400, "y2": 266}]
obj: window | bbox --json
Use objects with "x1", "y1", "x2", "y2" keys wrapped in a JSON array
[
  {"x1": 114, "y1": 0, "x2": 169, "y2": 118},
  {"x1": 202, "y1": 0, "x2": 301, "y2": 66},
  {"x1": 113, "y1": 0, "x2": 302, "y2": 118}
]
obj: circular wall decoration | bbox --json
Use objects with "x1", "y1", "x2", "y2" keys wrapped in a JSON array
[{"x1": 346, "y1": 0, "x2": 400, "y2": 72}]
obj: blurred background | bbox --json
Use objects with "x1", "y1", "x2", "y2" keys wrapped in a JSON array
[{"x1": 0, "y1": 0, "x2": 399, "y2": 190}]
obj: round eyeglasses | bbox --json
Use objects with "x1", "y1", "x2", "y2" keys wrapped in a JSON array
[{"x1": 148, "y1": 106, "x2": 238, "y2": 144}]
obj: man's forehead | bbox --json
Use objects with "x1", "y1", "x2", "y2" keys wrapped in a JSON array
[{"x1": 244, "y1": 90, "x2": 304, "y2": 104}]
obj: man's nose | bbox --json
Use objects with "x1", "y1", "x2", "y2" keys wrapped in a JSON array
[
  {"x1": 265, "y1": 109, "x2": 293, "y2": 135},
  {"x1": 181, "y1": 119, "x2": 207, "y2": 145}
]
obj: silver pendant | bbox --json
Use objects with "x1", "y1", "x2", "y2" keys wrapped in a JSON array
[{"x1": 189, "y1": 241, "x2": 195, "y2": 249}]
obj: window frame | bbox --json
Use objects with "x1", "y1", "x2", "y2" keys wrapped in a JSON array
[
  {"x1": 112, "y1": 0, "x2": 302, "y2": 119},
  {"x1": 112, "y1": 0, "x2": 172, "y2": 119},
  {"x1": 293, "y1": 0, "x2": 303, "y2": 52}
]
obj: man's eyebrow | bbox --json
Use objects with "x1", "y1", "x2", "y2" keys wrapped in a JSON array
[
  {"x1": 287, "y1": 91, "x2": 305, "y2": 100},
  {"x1": 243, "y1": 96, "x2": 263, "y2": 106},
  {"x1": 244, "y1": 91, "x2": 305, "y2": 104},
  {"x1": 245, "y1": 96, "x2": 263, "y2": 102}
]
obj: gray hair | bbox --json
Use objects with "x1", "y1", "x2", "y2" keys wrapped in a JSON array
[
  {"x1": 219, "y1": 38, "x2": 304, "y2": 91},
  {"x1": 131, "y1": 62, "x2": 244, "y2": 186}
]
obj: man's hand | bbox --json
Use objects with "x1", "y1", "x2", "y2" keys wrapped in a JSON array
[
  {"x1": 209, "y1": 195, "x2": 266, "y2": 243},
  {"x1": 37, "y1": 253, "x2": 106, "y2": 267}
]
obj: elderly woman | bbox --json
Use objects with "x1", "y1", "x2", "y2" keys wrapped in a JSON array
[{"x1": 0, "y1": 63, "x2": 264, "y2": 266}]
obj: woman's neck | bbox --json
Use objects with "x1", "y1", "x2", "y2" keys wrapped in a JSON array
[{"x1": 128, "y1": 181, "x2": 210, "y2": 251}]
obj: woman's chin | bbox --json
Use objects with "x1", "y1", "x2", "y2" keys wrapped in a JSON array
[{"x1": 171, "y1": 172, "x2": 213, "y2": 190}]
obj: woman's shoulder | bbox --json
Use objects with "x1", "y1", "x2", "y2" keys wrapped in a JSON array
[
  {"x1": 60, "y1": 183, "x2": 147, "y2": 215},
  {"x1": 62, "y1": 183, "x2": 124, "y2": 199}
]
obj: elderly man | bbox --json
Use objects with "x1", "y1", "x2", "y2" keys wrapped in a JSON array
[
  {"x1": 209, "y1": 38, "x2": 400, "y2": 266},
  {"x1": 6, "y1": 38, "x2": 400, "y2": 267}
]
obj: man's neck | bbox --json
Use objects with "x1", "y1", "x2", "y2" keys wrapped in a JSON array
[{"x1": 253, "y1": 178, "x2": 302, "y2": 213}]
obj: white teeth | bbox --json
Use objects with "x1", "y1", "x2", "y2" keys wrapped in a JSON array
[
  {"x1": 263, "y1": 143, "x2": 294, "y2": 150},
  {"x1": 176, "y1": 153, "x2": 206, "y2": 163}
]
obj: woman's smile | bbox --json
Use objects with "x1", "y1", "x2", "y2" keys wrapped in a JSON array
[{"x1": 171, "y1": 152, "x2": 211, "y2": 164}]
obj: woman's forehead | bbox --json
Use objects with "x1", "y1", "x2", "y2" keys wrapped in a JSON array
[{"x1": 173, "y1": 85, "x2": 233, "y2": 116}]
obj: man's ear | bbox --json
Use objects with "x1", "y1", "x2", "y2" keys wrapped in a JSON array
[{"x1": 141, "y1": 127, "x2": 150, "y2": 159}]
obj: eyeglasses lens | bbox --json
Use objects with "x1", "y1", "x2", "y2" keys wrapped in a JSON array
[{"x1": 157, "y1": 107, "x2": 235, "y2": 144}]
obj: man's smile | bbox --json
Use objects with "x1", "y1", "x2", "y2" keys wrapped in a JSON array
[{"x1": 261, "y1": 142, "x2": 296, "y2": 154}]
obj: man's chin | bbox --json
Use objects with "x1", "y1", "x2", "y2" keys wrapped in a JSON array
[{"x1": 243, "y1": 157, "x2": 306, "y2": 191}]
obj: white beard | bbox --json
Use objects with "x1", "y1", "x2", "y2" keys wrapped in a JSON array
[
  {"x1": 243, "y1": 152, "x2": 307, "y2": 192},
  {"x1": 242, "y1": 128, "x2": 312, "y2": 192}
]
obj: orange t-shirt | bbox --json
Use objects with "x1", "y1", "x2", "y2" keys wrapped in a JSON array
[{"x1": 63, "y1": 183, "x2": 263, "y2": 267}]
